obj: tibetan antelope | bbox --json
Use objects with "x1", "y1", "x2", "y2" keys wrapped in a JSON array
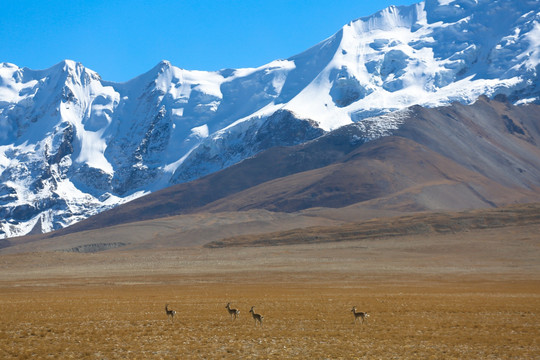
[
  {"x1": 165, "y1": 304, "x2": 176, "y2": 322},
  {"x1": 225, "y1": 302, "x2": 240, "y2": 320},
  {"x1": 249, "y1": 306, "x2": 263, "y2": 326},
  {"x1": 351, "y1": 306, "x2": 369, "y2": 324}
]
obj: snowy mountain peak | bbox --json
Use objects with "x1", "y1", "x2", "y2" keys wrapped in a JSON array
[
  {"x1": 286, "y1": 0, "x2": 540, "y2": 123},
  {"x1": 157, "y1": 59, "x2": 171, "y2": 68},
  {"x1": 1, "y1": 0, "x2": 540, "y2": 238},
  {"x1": 350, "y1": 1, "x2": 426, "y2": 32},
  {"x1": 149, "y1": 59, "x2": 174, "y2": 77}
]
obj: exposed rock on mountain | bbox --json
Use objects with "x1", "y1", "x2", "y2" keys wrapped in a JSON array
[
  {"x1": 47, "y1": 97, "x2": 540, "y2": 237},
  {"x1": 1, "y1": 0, "x2": 539, "y2": 237}
]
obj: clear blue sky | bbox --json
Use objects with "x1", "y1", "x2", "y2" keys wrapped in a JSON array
[{"x1": 1, "y1": 0, "x2": 419, "y2": 82}]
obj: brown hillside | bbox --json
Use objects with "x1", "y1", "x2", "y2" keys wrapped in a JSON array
[
  {"x1": 199, "y1": 135, "x2": 535, "y2": 213},
  {"x1": 205, "y1": 203, "x2": 540, "y2": 248}
]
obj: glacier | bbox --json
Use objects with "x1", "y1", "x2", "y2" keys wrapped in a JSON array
[{"x1": 0, "y1": 0, "x2": 539, "y2": 238}]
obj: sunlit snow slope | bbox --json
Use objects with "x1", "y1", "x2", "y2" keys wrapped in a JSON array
[{"x1": 1, "y1": 0, "x2": 539, "y2": 238}]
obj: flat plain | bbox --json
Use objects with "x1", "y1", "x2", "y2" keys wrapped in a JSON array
[{"x1": 0, "y1": 209, "x2": 539, "y2": 359}]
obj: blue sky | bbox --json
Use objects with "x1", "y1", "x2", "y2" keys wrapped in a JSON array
[{"x1": 2, "y1": 0, "x2": 419, "y2": 82}]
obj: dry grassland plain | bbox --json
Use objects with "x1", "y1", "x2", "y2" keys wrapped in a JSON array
[
  {"x1": 0, "y1": 279, "x2": 539, "y2": 359},
  {"x1": 0, "y1": 222, "x2": 539, "y2": 359}
]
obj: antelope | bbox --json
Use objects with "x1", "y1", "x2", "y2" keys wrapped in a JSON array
[
  {"x1": 165, "y1": 304, "x2": 176, "y2": 322},
  {"x1": 225, "y1": 302, "x2": 240, "y2": 320},
  {"x1": 351, "y1": 306, "x2": 369, "y2": 324},
  {"x1": 249, "y1": 306, "x2": 263, "y2": 326}
]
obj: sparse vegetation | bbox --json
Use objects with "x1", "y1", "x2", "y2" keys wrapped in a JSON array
[
  {"x1": 0, "y1": 280, "x2": 538, "y2": 359},
  {"x1": 206, "y1": 203, "x2": 540, "y2": 247}
]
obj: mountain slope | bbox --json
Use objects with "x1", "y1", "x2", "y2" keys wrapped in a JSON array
[
  {"x1": 1, "y1": 0, "x2": 540, "y2": 238},
  {"x1": 43, "y1": 97, "x2": 540, "y2": 238}
]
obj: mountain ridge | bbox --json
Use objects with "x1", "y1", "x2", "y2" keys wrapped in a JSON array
[
  {"x1": 37, "y1": 96, "x2": 540, "y2": 239},
  {"x1": 1, "y1": 0, "x2": 540, "y2": 238}
]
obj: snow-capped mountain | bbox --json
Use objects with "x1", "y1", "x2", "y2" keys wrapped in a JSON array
[{"x1": 1, "y1": 0, "x2": 539, "y2": 238}]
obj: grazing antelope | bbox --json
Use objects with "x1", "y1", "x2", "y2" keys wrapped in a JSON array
[
  {"x1": 351, "y1": 306, "x2": 369, "y2": 324},
  {"x1": 225, "y1": 302, "x2": 240, "y2": 320},
  {"x1": 165, "y1": 304, "x2": 176, "y2": 322},
  {"x1": 249, "y1": 306, "x2": 263, "y2": 326}
]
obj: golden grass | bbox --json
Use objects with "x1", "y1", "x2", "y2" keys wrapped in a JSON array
[
  {"x1": 2, "y1": 212, "x2": 539, "y2": 358},
  {"x1": 1, "y1": 279, "x2": 538, "y2": 359}
]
